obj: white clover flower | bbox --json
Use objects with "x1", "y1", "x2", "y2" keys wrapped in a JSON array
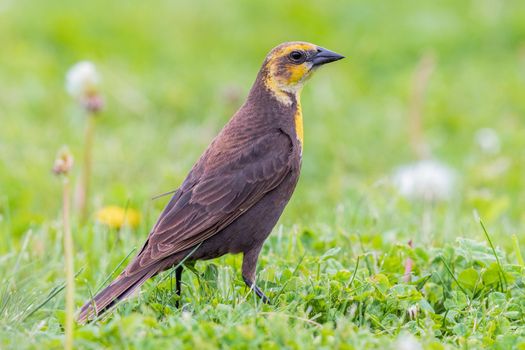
[
  {"x1": 65, "y1": 61, "x2": 103, "y2": 112},
  {"x1": 407, "y1": 304, "x2": 419, "y2": 319},
  {"x1": 395, "y1": 334, "x2": 423, "y2": 350},
  {"x1": 393, "y1": 159, "x2": 455, "y2": 202},
  {"x1": 181, "y1": 311, "x2": 192, "y2": 322},
  {"x1": 475, "y1": 128, "x2": 500, "y2": 154}
]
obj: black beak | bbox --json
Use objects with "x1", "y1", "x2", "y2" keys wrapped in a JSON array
[{"x1": 311, "y1": 47, "x2": 345, "y2": 66}]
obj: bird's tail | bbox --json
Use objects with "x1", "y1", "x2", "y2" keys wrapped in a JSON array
[{"x1": 77, "y1": 267, "x2": 158, "y2": 324}]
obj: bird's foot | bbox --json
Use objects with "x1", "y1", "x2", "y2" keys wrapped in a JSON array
[{"x1": 243, "y1": 275, "x2": 271, "y2": 304}]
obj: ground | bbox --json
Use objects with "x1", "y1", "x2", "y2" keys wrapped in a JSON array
[{"x1": 1, "y1": 0, "x2": 525, "y2": 349}]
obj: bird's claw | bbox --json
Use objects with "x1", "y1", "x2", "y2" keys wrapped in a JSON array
[{"x1": 243, "y1": 276, "x2": 271, "y2": 304}]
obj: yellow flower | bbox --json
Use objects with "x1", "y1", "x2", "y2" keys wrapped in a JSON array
[{"x1": 96, "y1": 206, "x2": 141, "y2": 229}]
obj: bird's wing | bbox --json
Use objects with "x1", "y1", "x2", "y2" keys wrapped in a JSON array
[{"x1": 124, "y1": 130, "x2": 294, "y2": 275}]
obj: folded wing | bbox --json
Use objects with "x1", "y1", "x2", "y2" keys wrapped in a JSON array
[{"x1": 123, "y1": 130, "x2": 294, "y2": 276}]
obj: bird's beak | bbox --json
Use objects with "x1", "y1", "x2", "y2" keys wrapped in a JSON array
[{"x1": 311, "y1": 47, "x2": 345, "y2": 67}]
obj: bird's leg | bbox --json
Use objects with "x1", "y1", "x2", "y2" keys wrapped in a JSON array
[
  {"x1": 174, "y1": 265, "x2": 183, "y2": 307},
  {"x1": 242, "y1": 247, "x2": 270, "y2": 304}
]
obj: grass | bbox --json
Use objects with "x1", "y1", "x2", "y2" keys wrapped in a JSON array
[{"x1": 2, "y1": 0, "x2": 525, "y2": 348}]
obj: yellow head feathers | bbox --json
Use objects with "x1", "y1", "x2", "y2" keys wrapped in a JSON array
[{"x1": 261, "y1": 41, "x2": 344, "y2": 105}]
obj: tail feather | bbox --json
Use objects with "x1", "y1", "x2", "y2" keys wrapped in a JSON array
[{"x1": 77, "y1": 268, "x2": 157, "y2": 324}]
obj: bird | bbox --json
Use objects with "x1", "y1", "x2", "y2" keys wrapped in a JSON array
[{"x1": 78, "y1": 41, "x2": 344, "y2": 323}]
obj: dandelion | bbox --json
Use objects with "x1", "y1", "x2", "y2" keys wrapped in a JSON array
[
  {"x1": 66, "y1": 61, "x2": 104, "y2": 113},
  {"x1": 66, "y1": 61, "x2": 104, "y2": 222},
  {"x1": 96, "y1": 205, "x2": 141, "y2": 229},
  {"x1": 52, "y1": 147, "x2": 74, "y2": 176},
  {"x1": 52, "y1": 147, "x2": 74, "y2": 350},
  {"x1": 393, "y1": 159, "x2": 455, "y2": 202},
  {"x1": 475, "y1": 128, "x2": 501, "y2": 154},
  {"x1": 396, "y1": 55, "x2": 455, "y2": 202}
]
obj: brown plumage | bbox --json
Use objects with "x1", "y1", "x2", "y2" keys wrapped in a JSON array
[{"x1": 78, "y1": 41, "x2": 343, "y2": 323}]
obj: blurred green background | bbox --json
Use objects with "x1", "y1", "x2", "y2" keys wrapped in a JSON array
[
  {"x1": 2, "y1": 1, "x2": 525, "y2": 348},
  {"x1": 1, "y1": 0, "x2": 525, "y2": 243}
]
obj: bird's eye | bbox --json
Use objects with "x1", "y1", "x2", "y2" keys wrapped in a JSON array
[{"x1": 289, "y1": 50, "x2": 305, "y2": 63}]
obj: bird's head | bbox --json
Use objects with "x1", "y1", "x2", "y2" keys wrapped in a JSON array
[{"x1": 261, "y1": 41, "x2": 344, "y2": 104}]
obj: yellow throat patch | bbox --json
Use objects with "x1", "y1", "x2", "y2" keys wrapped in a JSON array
[{"x1": 295, "y1": 96, "x2": 304, "y2": 148}]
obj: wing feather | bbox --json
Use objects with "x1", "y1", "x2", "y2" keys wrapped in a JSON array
[{"x1": 124, "y1": 130, "x2": 293, "y2": 275}]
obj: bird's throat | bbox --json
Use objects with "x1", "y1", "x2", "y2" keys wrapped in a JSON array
[{"x1": 259, "y1": 71, "x2": 304, "y2": 148}]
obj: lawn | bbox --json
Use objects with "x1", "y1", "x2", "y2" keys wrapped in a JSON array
[{"x1": 1, "y1": 0, "x2": 525, "y2": 349}]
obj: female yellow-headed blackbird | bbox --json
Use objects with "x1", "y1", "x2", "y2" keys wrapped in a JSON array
[{"x1": 78, "y1": 41, "x2": 343, "y2": 322}]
